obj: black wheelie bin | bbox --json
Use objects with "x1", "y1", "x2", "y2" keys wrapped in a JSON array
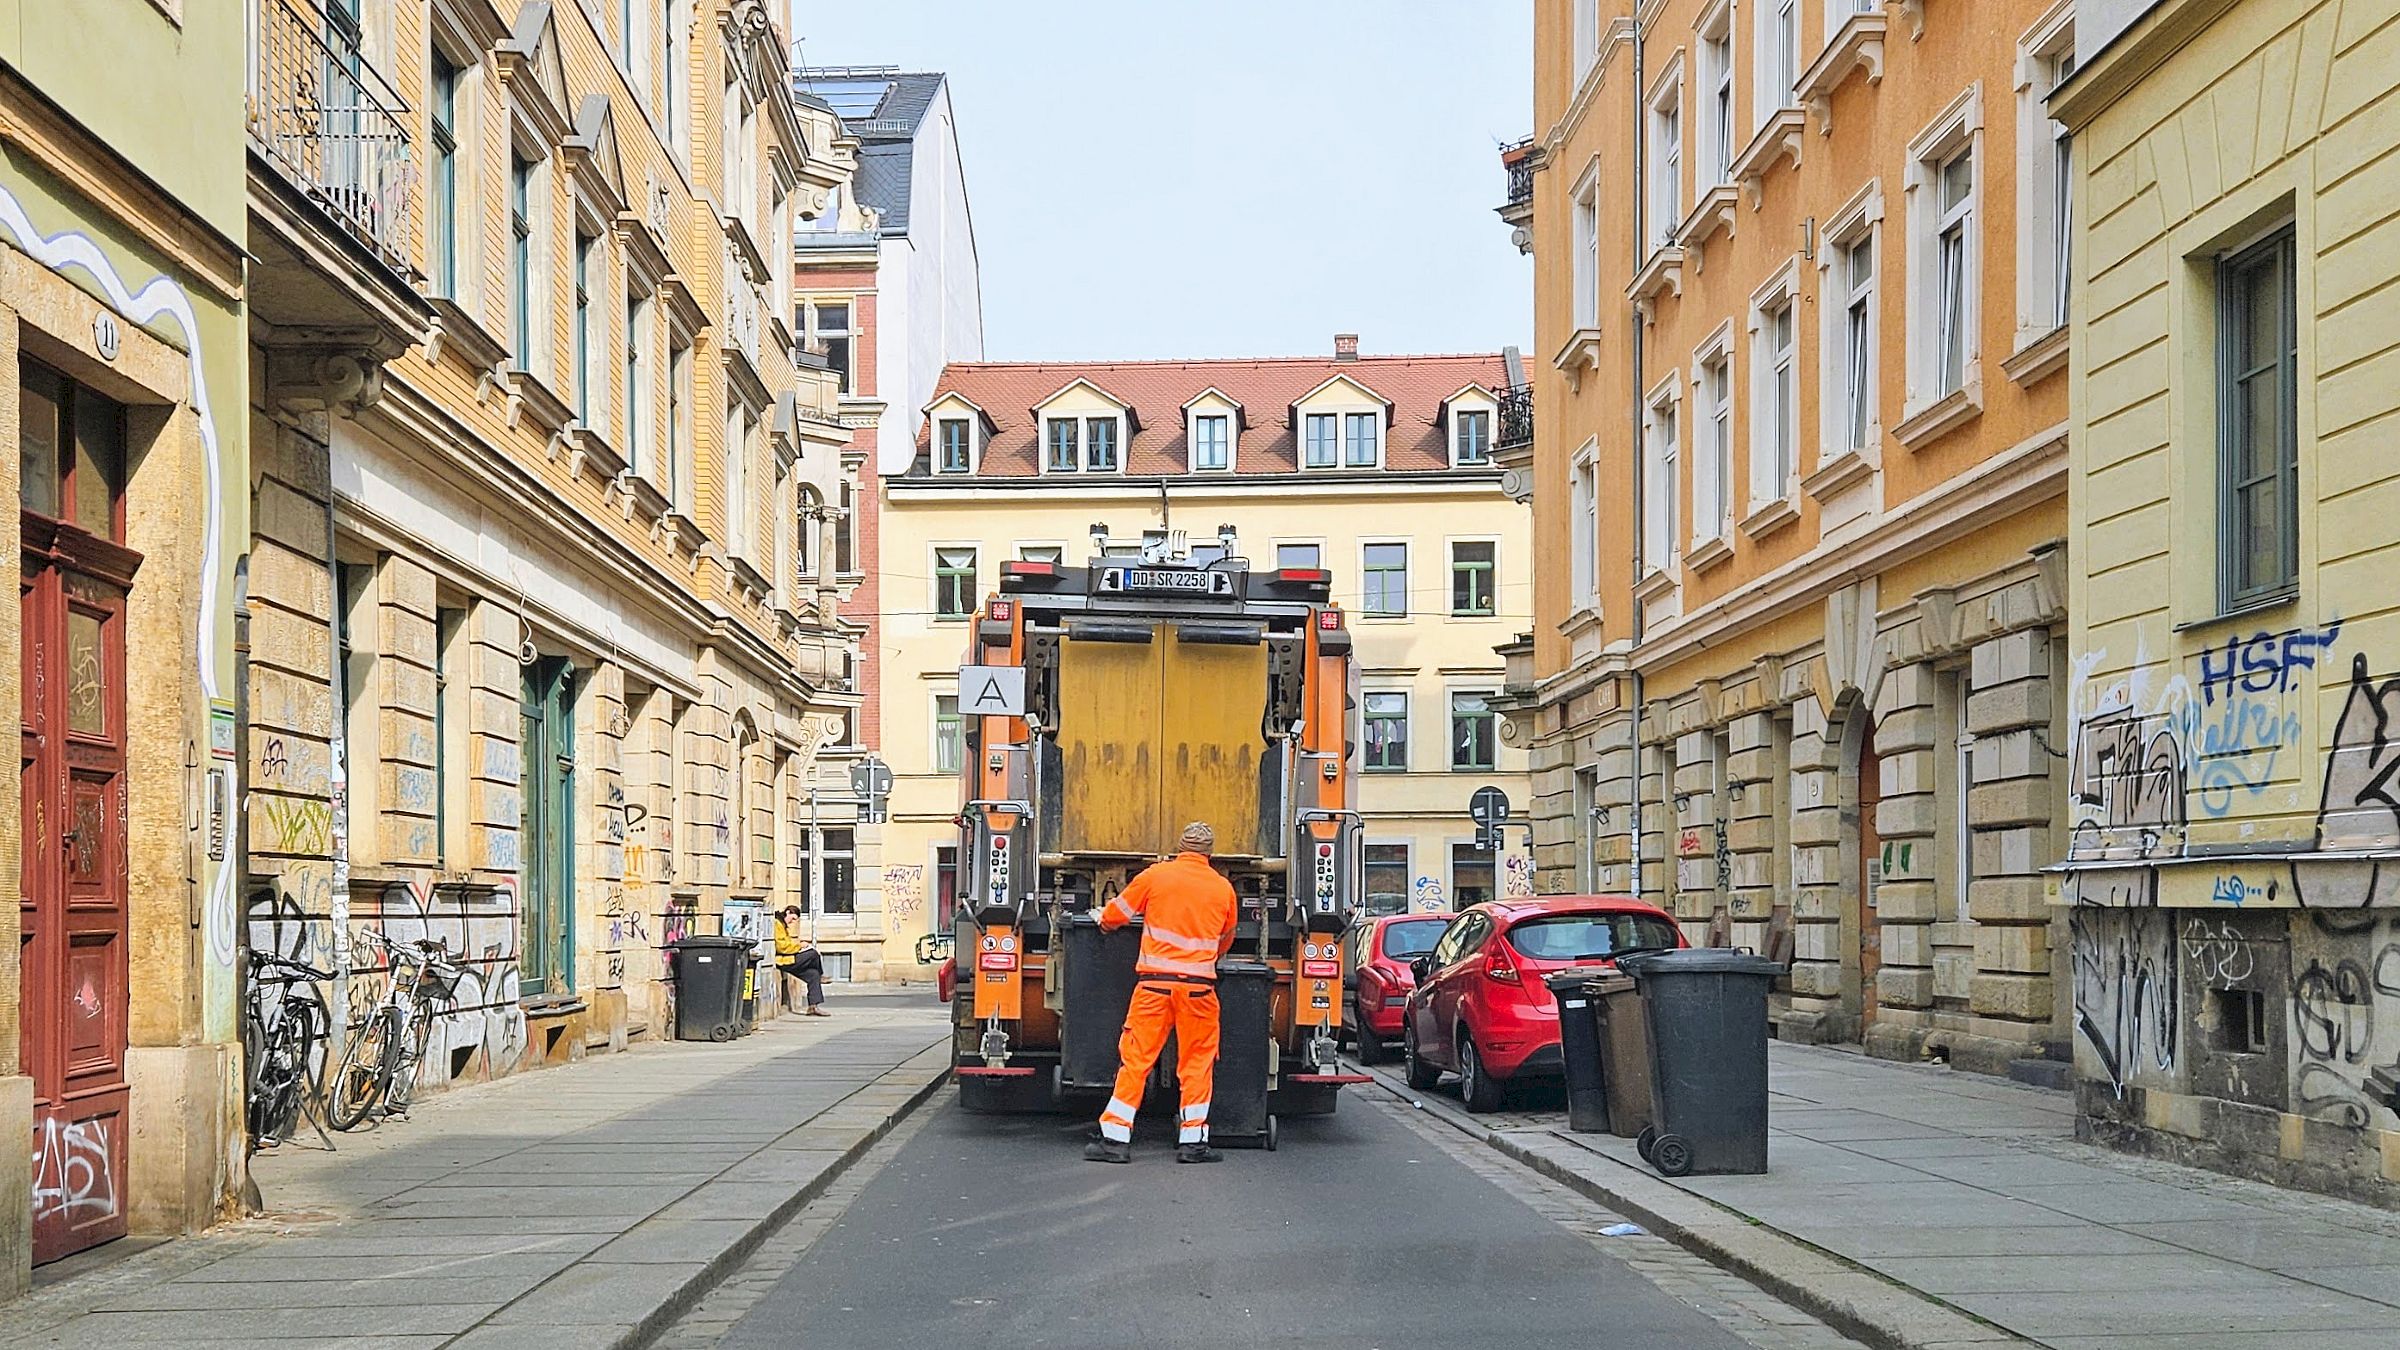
[
  {"x1": 1619, "y1": 949, "x2": 1783, "y2": 1176},
  {"x1": 668, "y1": 935, "x2": 752, "y2": 1041},
  {"x1": 1545, "y1": 971, "x2": 1610, "y2": 1133}
]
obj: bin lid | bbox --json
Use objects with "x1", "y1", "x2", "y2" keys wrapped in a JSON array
[
  {"x1": 665, "y1": 935, "x2": 752, "y2": 950},
  {"x1": 1620, "y1": 948, "x2": 1784, "y2": 977},
  {"x1": 1543, "y1": 970, "x2": 1598, "y2": 992}
]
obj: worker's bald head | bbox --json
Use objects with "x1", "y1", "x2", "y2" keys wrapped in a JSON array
[{"x1": 1178, "y1": 821, "x2": 1216, "y2": 855}]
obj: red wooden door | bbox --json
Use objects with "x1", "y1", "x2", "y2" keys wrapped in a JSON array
[{"x1": 19, "y1": 359, "x2": 138, "y2": 1265}]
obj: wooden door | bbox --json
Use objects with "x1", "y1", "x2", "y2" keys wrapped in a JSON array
[
  {"x1": 19, "y1": 359, "x2": 139, "y2": 1264},
  {"x1": 1856, "y1": 714, "x2": 1882, "y2": 1028},
  {"x1": 519, "y1": 657, "x2": 574, "y2": 997}
]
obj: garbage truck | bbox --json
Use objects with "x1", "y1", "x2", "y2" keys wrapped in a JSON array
[{"x1": 946, "y1": 528, "x2": 1369, "y2": 1148}]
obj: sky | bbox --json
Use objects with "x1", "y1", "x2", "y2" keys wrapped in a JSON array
[{"x1": 788, "y1": 1, "x2": 1534, "y2": 363}]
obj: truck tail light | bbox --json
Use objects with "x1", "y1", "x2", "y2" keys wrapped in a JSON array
[
  {"x1": 1003, "y1": 560, "x2": 1056, "y2": 578},
  {"x1": 986, "y1": 597, "x2": 1014, "y2": 622},
  {"x1": 1316, "y1": 607, "x2": 1344, "y2": 631},
  {"x1": 1277, "y1": 567, "x2": 1329, "y2": 584}
]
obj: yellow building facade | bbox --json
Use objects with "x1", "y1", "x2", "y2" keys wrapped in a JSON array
[
  {"x1": 873, "y1": 351, "x2": 1535, "y2": 980},
  {"x1": 2054, "y1": 0, "x2": 2400, "y2": 1202},
  {"x1": 1502, "y1": 0, "x2": 2077, "y2": 1075}
]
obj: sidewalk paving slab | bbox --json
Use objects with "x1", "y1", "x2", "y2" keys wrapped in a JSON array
[
  {"x1": 2, "y1": 1002, "x2": 951, "y2": 1349},
  {"x1": 1366, "y1": 1038, "x2": 2400, "y2": 1350}
]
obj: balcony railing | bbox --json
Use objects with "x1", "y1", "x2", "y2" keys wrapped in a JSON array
[
  {"x1": 1501, "y1": 137, "x2": 1535, "y2": 213},
  {"x1": 1497, "y1": 383, "x2": 1533, "y2": 453},
  {"x1": 250, "y1": 0, "x2": 414, "y2": 272}
]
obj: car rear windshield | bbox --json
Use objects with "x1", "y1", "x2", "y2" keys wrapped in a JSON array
[
  {"x1": 1380, "y1": 919, "x2": 1448, "y2": 960},
  {"x1": 1505, "y1": 912, "x2": 1680, "y2": 961}
]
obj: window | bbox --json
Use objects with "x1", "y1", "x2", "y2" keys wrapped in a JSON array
[
  {"x1": 430, "y1": 50, "x2": 460, "y2": 296},
  {"x1": 1695, "y1": 354, "x2": 1731, "y2": 542},
  {"x1": 1703, "y1": 22, "x2": 1735, "y2": 186},
  {"x1": 835, "y1": 478, "x2": 855, "y2": 573},
  {"x1": 1762, "y1": 0, "x2": 1798, "y2": 117},
  {"x1": 625, "y1": 287, "x2": 651, "y2": 470},
  {"x1": 1364, "y1": 692, "x2": 1409, "y2": 772},
  {"x1": 1046, "y1": 418, "x2": 1079, "y2": 472},
  {"x1": 1450, "y1": 693, "x2": 1496, "y2": 771},
  {"x1": 1573, "y1": 0, "x2": 1600, "y2": 83},
  {"x1": 1651, "y1": 86, "x2": 1682, "y2": 246},
  {"x1": 663, "y1": 0, "x2": 685, "y2": 153},
  {"x1": 1643, "y1": 394, "x2": 1679, "y2": 574},
  {"x1": 939, "y1": 417, "x2": 972, "y2": 473},
  {"x1": 1362, "y1": 542, "x2": 1408, "y2": 616},
  {"x1": 935, "y1": 546, "x2": 978, "y2": 619},
  {"x1": 666, "y1": 337, "x2": 689, "y2": 507},
  {"x1": 1192, "y1": 414, "x2": 1229, "y2": 470},
  {"x1": 1450, "y1": 541, "x2": 1496, "y2": 616},
  {"x1": 573, "y1": 230, "x2": 596, "y2": 423},
  {"x1": 18, "y1": 360, "x2": 126, "y2": 540},
  {"x1": 1018, "y1": 543, "x2": 1065, "y2": 564},
  {"x1": 1573, "y1": 182, "x2": 1601, "y2": 330},
  {"x1": 1455, "y1": 408, "x2": 1491, "y2": 464},
  {"x1": 2022, "y1": 28, "x2": 2078, "y2": 336},
  {"x1": 723, "y1": 406, "x2": 750, "y2": 556},
  {"x1": 813, "y1": 302, "x2": 852, "y2": 393},
  {"x1": 2048, "y1": 57, "x2": 2075, "y2": 329},
  {"x1": 2219, "y1": 226, "x2": 2298, "y2": 607},
  {"x1": 1303, "y1": 413, "x2": 1338, "y2": 468},
  {"x1": 934, "y1": 694, "x2": 963, "y2": 774},
  {"x1": 1571, "y1": 450, "x2": 1598, "y2": 608},
  {"x1": 820, "y1": 828, "x2": 856, "y2": 915},
  {"x1": 1753, "y1": 298, "x2": 1797, "y2": 505},
  {"x1": 1451, "y1": 843, "x2": 1496, "y2": 909},
  {"x1": 337, "y1": 560, "x2": 382, "y2": 862},
  {"x1": 435, "y1": 606, "x2": 468, "y2": 865},
  {"x1": 1344, "y1": 412, "x2": 1379, "y2": 467},
  {"x1": 510, "y1": 153, "x2": 534, "y2": 366},
  {"x1": 1276, "y1": 542, "x2": 1321, "y2": 570},
  {"x1": 1363, "y1": 844, "x2": 1412, "y2": 916},
  {"x1": 1838, "y1": 236, "x2": 1876, "y2": 451},
  {"x1": 1086, "y1": 417, "x2": 1119, "y2": 471},
  {"x1": 1933, "y1": 149, "x2": 1975, "y2": 395}
]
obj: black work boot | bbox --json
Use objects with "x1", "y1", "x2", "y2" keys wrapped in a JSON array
[
  {"x1": 1175, "y1": 1142, "x2": 1224, "y2": 1164},
  {"x1": 1083, "y1": 1139, "x2": 1132, "y2": 1164}
]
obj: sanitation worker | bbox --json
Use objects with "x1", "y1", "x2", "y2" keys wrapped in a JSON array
[{"x1": 1084, "y1": 821, "x2": 1240, "y2": 1164}]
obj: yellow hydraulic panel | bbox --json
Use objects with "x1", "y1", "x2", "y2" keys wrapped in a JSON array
[
  {"x1": 1162, "y1": 632, "x2": 1270, "y2": 857},
  {"x1": 1057, "y1": 638, "x2": 1164, "y2": 854}
]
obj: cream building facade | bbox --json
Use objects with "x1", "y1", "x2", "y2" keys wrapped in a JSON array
[
  {"x1": 2054, "y1": 0, "x2": 2400, "y2": 1203},
  {"x1": 1498, "y1": 0, "x2": 2080, "y2": 1078},
  {"x1": 874, "y1": 347, "x2": 1535, "y2": 980}
]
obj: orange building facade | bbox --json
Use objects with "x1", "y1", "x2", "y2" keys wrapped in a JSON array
[{"x1": 1499, "y1": 0, "x2": 2078, "y2": 1074}]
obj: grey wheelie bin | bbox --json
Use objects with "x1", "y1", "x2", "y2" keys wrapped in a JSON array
[
  {"x1": 1619, "y1": 949, "x2": 1783, "y2": 1177},
  {"x1": 667, "y1": 936, "x2": 752, "y2": 1042},
  {"x1": 1545, "y1": 971, "x2": 1610, "y2": 1133}
]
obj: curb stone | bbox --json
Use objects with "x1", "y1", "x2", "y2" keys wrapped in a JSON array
[{"x1": 1358, "y1": 1065, "x2": 2034, "y2": 1350}]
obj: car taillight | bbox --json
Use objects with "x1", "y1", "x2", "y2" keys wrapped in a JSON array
[{"x1": 1483, "y1": 945, "x2": 1521, "y2": 985}]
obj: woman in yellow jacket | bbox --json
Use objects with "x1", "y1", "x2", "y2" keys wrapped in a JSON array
[{"x1": 775, "y1": 906, "x2": 829, "y2": 1016}]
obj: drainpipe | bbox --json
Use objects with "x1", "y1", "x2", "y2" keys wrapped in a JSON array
[
  {"x1": 323, "y1": 489, "x2": 353, "y2": 1028},
  {"x1": 1627, "y1": 22, "x2": 1648, "y2": 907}
]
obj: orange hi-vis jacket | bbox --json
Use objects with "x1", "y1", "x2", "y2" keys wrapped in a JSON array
[{"x1": 1100, "y1": 852, "x2": 1239, "y2": 981}]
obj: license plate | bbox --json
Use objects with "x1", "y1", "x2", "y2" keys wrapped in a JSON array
[
  {"x1": 1301, "y1": 959, "x2": 1339, "y2": 978},
  {"x1": 979, "y1": 953, "x2": 1018, "y2": 972}
]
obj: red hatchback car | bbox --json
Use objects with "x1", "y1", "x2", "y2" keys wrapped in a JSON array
[
  {"x1": 1342, "y1": 913, "x2": 1452, "y2": 1064},
  {"x1": 1403, "y1": 896, "x2": 1685, "y2": 1112}
]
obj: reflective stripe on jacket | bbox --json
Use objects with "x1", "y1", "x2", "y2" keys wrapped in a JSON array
[{"x1": 1101, "y1": 852, "x2": 1239, "y2": 980}]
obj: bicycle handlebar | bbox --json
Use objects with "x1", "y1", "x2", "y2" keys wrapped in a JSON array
[{"x1": 246, "y1": 950, "x2": 333, "y2": 982}]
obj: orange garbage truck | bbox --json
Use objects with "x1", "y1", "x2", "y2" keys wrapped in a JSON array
[{"x1": 947, "y1": 529, "x2": 1369, "y2": 1148}]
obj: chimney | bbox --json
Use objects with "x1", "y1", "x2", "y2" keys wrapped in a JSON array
[{"x1": 1333, "y1": 333, "x2": 1359, "y2": 362}]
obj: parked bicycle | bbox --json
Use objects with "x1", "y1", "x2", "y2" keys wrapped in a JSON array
[
  {"x1": 242, "y1": 948, "x2": 333, "y2": 1149},
  {"x1": 327, "y1": 929, "x2": 463, "y2": 1130}
]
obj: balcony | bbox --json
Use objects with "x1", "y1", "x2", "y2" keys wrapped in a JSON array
[
  {"x1": 1496, "y1": 383, "x2": 1533, "y2": 456},
  {"x1": 1493, "y1": 347, "x2": 1534, "y2": 504},
  {"x1": 247, "y1": 0, "x2": 431, "y2": 409},
  {"x1": 1496, "y1": 137, "x2": 1536, "y2": 254}
]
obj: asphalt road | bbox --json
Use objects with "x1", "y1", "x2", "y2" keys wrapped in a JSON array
[{"x1": 718, "y1": 1087, "x2": 1759, "y2": 1350}]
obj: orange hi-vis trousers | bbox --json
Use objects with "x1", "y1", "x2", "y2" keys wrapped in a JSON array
[{"x1": 1095, "y1": 980, "x2": 1220, "y2": 1145}]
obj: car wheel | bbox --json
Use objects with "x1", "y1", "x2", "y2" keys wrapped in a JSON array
[
  {"x1": 1458, "y1": 1032, "x2": 1506, "y2": 1113},
  {"x1": 1355, "y1": 1014, "x2": 1385, "y2": 1065},
  {"x1": 1403, "y1": 1022, "x2": 1440, "y2": 1089}
]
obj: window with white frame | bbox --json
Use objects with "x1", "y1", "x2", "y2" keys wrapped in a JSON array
[
  {"x1": 1364, "y1": 691, "x2": 1410, "y2": 771},
  {"x1": 1018, "y1": 543, "x2": 1065, "y2": 564},
  {"x1": 666, "y1": 335, "x2": 690, "y2": 506},
  {"x1": 1905, "y1": 90, "x2": 1984, "y2": 412},
  {"x1": 1362, "y1": 542, "x2": 1409, "y2": 616},
  {"x1": 1642, "y1": 388, "x2": 1679, "y2": 574},
  {"x1": 933, "y1": 694, "x2": 963, "y2": 775},
  {"x1": 934, "y1": 546, "x2": 978, "y2": 619},
  {"x1": 1276, "y1": 541, "x2": 1322, "y2": 570},
  {"x1": 1694, "y1": 350, "x2": 1732, "y2": 543},
  {"x1": 1191, "y1": 413, "x2": 1230, "y2": 469},
  {"x1": 573, "y1": 228, "x2": 597, "y2": 423},
  {"x1": 1344, "y1": 412, "x2": 1380, "y2": 467},
  {"x1": 1650, "y1": 80, "x2": 1683, "y2": 246},
  {"x1": 1573, "y1": 176, "x2": 1601, "y2": 330},
  {"x1": 1571, "y1": 446, "x2": 1599, "y2": 609},
  {"x1": 938, "y1": 417, "x2": 972, "y2": 473},
  {"x1": 1046, "y1": 417, "x2": 1078, "y2": 472},
  {"x1": 2019, "y1": 13, "x2": 2077, "y2": 339},
  {"x1": 724, "y1": 405, "x2": 751, "y2": 557},
  {"x1": 1085, "y1": 416, "x2": 1120, "y2": 471},
  {"x1": 1834, "y1": 232, "x2": 1877, "y2": 453},
  {"x1": 1450, "y1": 540, "x2": 1496, "y2": 616},
  {"x1": 625, "y1": 284, "x2": 652, "y2": 471},
  {"x1": 1751, "y1": 288, "x2": 1798, "y2": 507},
  {"x1": 1303, "y1": 413, "x2": 1338, "y2": 468},
  {"x1": 1702, "y1": 9, "x2": 1735, "y2": 187},
  {"x1": 1451, "y1": 692, "x2": 1497, "y2": 772},
  {"x1": 1932, "y1": 148, "x2": 1976, "y2": 396},
  {"x1": 1573, "y1": 0, "x2": 1601, "y2": 83},
  {"x1": 1454, "y1": 407, "x2": 1491, "y2": 464},
  {"x1": 663, "y1": 0, "x2": 686, "y2": 155},
  {"x1": 1759, "y1": 0, "x2": 1798, "y2": 123}
]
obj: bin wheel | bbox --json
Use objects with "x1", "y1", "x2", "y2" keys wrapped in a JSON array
[
  {"x1": 1263, "y1": 1115, "x2": 1279, "y2": 1152},
  {"x1": 1651, "y1": 1132, "x2": 1695, "y2": 1177},
  {"x1": 709, "y1": 1025, "x2": 734, "y2": 1043},
  {"x1": 1636, "y1": 1125, "x2": 1657, "y2": 1162}
]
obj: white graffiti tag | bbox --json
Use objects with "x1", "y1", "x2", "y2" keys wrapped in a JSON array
[{"x1": 31, "y1": 1117, "x2": 118, "y2": 1222}]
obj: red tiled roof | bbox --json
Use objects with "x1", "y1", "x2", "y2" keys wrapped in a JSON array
[{"x1": 913, "y1": 353, "x2": 1506, "y2": 477}]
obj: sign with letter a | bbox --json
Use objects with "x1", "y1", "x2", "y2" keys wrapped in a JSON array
[{"x1": 958, "y1": 665, "x2": 1027, "y2": 718}]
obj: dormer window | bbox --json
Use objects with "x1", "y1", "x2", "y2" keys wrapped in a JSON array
[
  {"x1": 938, "y1": 417, "x2": 972, "y2": 473},
  {"x1": 1344, "y1": 412, "x2": 1379, "y2": 467},
  {"x1": 1192, "y1": 414, "x2": 1230, "y2": 470},
  {"x1": 1042, "y1": 415, "x2": 1123, "y2": 472},
  {"x1": 1303, "y1": 414, "x2": 1338, "y2": 468},
  {"x1": 1456, "y1": 409, "x2": 1492, "y2": 463},
  {"x1": 1046, "y1": 418, "x2": 1078, "y2": 471},
  {"x1": 1086, "y1": 417, "x2": 1119, "y2": 471}
]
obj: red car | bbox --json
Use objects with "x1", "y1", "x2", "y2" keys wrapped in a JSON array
[
  {"x1": 1403, "y1": 896, "x2": 1685, "y2": 1112},
  {"x1": 1343, "y1": 913, "x2": 1452, "y2": 1064}
]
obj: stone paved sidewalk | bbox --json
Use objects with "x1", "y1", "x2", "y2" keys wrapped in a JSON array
[
  {"x1": 1371, "y1": 1039, "x2": 2400, "y2": 1350},
  {"x1": 2, "y1": 997, "x2": 951, "y2": 1348}
]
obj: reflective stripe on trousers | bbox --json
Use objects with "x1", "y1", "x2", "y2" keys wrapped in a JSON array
[{"x1": 1095, "y1": 981, "x2": 1221, "y2": 1145}]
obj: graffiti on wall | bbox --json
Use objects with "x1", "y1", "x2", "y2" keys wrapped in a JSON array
[
  {"x1": 886, "y1": 864, "x2": 926, "y2": 931},
  {"x1": 31, "y1": 1116, "x2": 117, "y2": 1224},
  {"x1": 351, "y1": 878, "x2": 526, "y2": 1083},
  {"x1": 1413, "y1": 876, "x2": 1446, "y2": 913},
  {"x1": 2291, "y1": 654, "x2": 2400, "y2": 910},
  {"x1": 1502, "y1": 853, "x2": 1536, "y2": 899},
  {"x1": 2069, "y1": 906, "x2": 2179, "y2": 1094}
]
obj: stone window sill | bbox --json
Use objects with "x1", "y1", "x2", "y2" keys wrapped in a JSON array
[
  {"x1": 1633, "y1": 567, "x2": 1678, "y2": 606},
  {"x1": 1802, "y1": 446, "x2": 1879, "y2": 500},
  {"x1": 2002, "y1": 325, "x2": 2069, "y2": 387},
  {"x1": 1894, "y1": 383, "x2": 1982, "y2": 449},
  {"x1": 1684, "y1": 535, "x2": 1735, "y2": 572},
  {"x1": 1740, "y1": 496, "x2": 1801, "y2": 543}
]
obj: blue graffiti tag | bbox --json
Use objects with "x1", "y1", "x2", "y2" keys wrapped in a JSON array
[
  {"x1": 2209, "y1": 874, "x2": 2275, "y2": 906},
  {"x1": 2197, "y1": 620, "x2": 2341, "y2": 706}
]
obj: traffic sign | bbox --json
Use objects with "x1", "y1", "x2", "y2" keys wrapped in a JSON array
[
  {"x1": 849, "y1": 756, "x2": 895, "y2": 800},
  {"x1": 1468, "y1": 785, "x2": 1512, "y2": 826},
  {"x1": 958, "y1": 665, "x2": 1027, "y2": 717}
]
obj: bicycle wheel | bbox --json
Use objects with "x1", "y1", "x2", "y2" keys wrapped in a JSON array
[
  {"x1": 253, "y1": 1017, "x2": 306, "y2": 1144},
  {"x1": 327, "y1": 1008, "x2": 397, "y2": 1130},
  {"x1": 383, "y1": 1010, "x2": 436, "y2": 1116}
]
